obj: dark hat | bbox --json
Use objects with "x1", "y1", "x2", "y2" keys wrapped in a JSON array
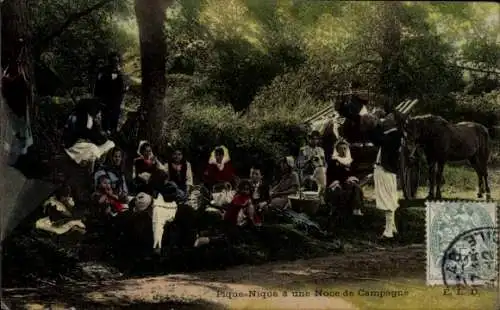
[
  {"x1": 309, "y1": 130, "x2": 321, "y2": 138},
  {"x1": 162, "y1": 182, "x2": 179, "y2": 203}
]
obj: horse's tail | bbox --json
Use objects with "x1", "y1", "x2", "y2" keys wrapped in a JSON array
[{"x1": 478, "y1": 123, "x2": 491, "y2": 163}]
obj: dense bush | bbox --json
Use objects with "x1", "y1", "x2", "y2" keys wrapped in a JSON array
[
  {"x1": 451, "y1": 90, "x2": 500, "y2": 136},
  {"x1": 166, "y1": 103, "x2": 309, "y2": 183}
]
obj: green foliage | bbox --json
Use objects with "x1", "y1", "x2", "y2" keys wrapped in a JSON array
[
  {"x1": 449, "y1": 90, "x2": 500, "y2": 135},
  {"x1": 31, "y1": 0, "x2": 132, "y2": 94},
  {"x1": 28, "y1": 1, "x2": 500, "y2": 165},
  {"x1": 168, "y1": 102, "x2": 308, "y2": 180}
]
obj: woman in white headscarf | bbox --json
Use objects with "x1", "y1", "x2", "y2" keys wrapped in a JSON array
[
  {"x1": 203, "y1": 145, "x2": 238, "y2": 190},
  {"x1": 325, "y1": 139, "x2": 364, "y2": 217}
]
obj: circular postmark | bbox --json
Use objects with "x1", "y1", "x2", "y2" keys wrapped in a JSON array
[{"x1": 441, "y1": 226, "x2": 499, "y2": 287}]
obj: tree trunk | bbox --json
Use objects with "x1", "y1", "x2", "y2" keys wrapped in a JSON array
[
  {"x1": 134, "y1": 0, "x2": 173, "y2": 146},
  {"x1": 378, "y1": 2, "x2": 402, "y2": 112},
  {"x1": 1, "y1": 0, "x2": 36, "y2": 122}
]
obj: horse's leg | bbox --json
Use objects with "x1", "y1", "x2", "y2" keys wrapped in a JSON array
[
  {"x1": 435, "y1": 161, "x2": 445, "y2": 200},
  {"x1": 427, "y1": 161, "x2": 436, "y2": 199},
  {"x1": 481, "y1": 161, "x2": 491, "y2": 201},
  {"x1": 469, "y1": 156, "x2": 484, "y2": 199}
]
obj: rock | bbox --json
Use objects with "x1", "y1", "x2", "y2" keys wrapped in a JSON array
[{"x1": 78, "y1": 262, "x2": 123, "y2": 280}]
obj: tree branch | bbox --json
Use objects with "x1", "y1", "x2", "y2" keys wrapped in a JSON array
[
  {"x1": 452, "y1": 65, "x2": 500, "y2": 75},
  {"x1": 35, "y1": 0, "x2": 115, "y2": 51}
]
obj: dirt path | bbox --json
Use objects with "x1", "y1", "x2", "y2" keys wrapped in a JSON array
[{"x1": 76, "y1": 244, "x2": 424, "y2": 310}]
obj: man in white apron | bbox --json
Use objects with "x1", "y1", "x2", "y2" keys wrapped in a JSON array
[{"x1": 371, "y1": 121, "x2": 403, "y2": 240}]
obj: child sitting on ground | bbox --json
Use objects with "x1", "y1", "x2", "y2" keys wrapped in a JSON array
[
  {"x1": 224, "y1": 180, "x2": 262, "y2": 227},
  {"x1": 92, "y1": 175, "x2": 129, "y2": 217},
  {"x1": 35, "y1": 185, "x2": 86, "y2": 235}
]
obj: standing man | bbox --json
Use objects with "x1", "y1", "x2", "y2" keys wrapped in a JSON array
[
  {"x1": 337, "y1": 95, "x2": 417, "y2": 241},
  {"x1": 94, "y1": 52, "x2": 126, "y2": 135},
  {"x1": 371, "y1": 121, "x2": 402, "y2": 240}
]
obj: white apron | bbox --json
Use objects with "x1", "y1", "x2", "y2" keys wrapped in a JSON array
[{"x1": 374, "y1": 148, "x2": 398, "y2": 212}]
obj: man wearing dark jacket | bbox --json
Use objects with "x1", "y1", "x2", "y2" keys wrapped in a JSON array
[
  {"x1": 94, "y1": 52, "x2": 126, "y2": 134},
  {"x1": 369, "y1": 116, "x2": 402, "y2": 240}
]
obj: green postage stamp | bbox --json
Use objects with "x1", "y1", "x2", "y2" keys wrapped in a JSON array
[{"x1": 426, "y1": 201, "x2": 498, "y2": 286}]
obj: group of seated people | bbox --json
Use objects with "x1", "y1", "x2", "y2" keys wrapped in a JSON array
[{"x1": 35, "y1": 98, "x2": 364, "y2": 256}]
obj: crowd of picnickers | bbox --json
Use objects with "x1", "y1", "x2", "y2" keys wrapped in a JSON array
[{"x1": 33, "y1": 53, "x2": 367, "y2": 258}]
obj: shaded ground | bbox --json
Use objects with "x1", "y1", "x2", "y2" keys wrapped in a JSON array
[{"x1": 3, "y1": 244, "x2": 424, "y2": 310}]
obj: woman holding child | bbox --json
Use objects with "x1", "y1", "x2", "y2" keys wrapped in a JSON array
[{"x1": 94, "y1": 147, "x2": 129, "y2": 198}]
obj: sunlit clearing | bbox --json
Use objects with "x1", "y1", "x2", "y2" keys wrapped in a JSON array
[{"x1": 199, "y1": 0, "x2": 266, "y2": 51}]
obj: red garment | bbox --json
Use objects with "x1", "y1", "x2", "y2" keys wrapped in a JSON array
[
  {"x1": 224, "y1": 194, "x2": 250, "y2": 225},
  {"x1": 224, "y1": 194, "x2": 262, "y2": 226},
  {"x1": 110, "y1": 198, "x2": 127, "y2": 213},
  {"x1": 203, "y1": 161, "x2": 236, "y2": 187}
]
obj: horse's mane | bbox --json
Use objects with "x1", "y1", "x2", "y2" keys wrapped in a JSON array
[
  {"x1": 408, "y1": 114, "x2": 450, "y2": 138},
  {"x1": 410, "y1": 114, "x2": 448, "y2": 124}
]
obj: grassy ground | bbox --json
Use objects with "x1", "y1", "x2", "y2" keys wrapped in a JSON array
[
  {"x1": 363, "y1": 165, "x2": 500, "y2": 201},
  {"x1": 301, "y1": 279, "x2": 498, "y2": 310}
]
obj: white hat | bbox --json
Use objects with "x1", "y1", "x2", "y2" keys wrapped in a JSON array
[{"x1": 134, "y1": 192, "x2": 153, "y2": 212}]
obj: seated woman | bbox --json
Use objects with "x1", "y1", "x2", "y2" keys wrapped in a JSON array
[
  {"x1": 92, "y1": 175, "x2": 129, "y2": 217},
  {"x1": 325, "y1": 140, "x2": 364, "y2": 216},
  {"x1": 93, "y1": 147, "x2": 129, "y2": 198},
  {"x1": 133, "y1": 141, "x2": 167, "y2": 192},
  {"x1": 35, "y1": 185, "x2": 86, "y2": 236},
  {"x1": 133, "y1": 141, "x2": 188, "y2": 204},
  {"x1": 203, "y1": 146, "x2": 238, "y2": 190},
  {"x1": 268, "y1": 156, "x2": 299, "y2": 211},
  {"x1": 63, "y1": 98, "x2": 115, "y2": 170},
  {"x1": 249, "y1": 164, "x2": 271, "y2": 211},
  {"x1": 166, "y1": 148, "x2": 193, "y2": 195},
  {"x1": 224, "y1": 180, "x2": 262, "y2": 227},
  {"x1": 299, "y1": 130, "x2": 327, "y2": 195}
]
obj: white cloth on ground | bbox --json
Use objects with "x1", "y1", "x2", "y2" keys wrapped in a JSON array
[{"x1": 35, "y1": 217, "x2": 86, "y2": 235}]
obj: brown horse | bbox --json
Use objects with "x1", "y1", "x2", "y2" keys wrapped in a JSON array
[{"x1": 403, "y1": 114, "x2": 491, "y2": 200}]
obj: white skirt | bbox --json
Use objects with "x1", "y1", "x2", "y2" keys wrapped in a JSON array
[{"x1": 374, "y1": 164, "x2": 398, "y2": 212}]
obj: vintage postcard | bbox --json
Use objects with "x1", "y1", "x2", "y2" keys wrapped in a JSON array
[{"x1": 2, "y1": 1, "x2": 500, "y2": 309}]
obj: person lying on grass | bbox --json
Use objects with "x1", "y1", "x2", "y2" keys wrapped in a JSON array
[
  {"x1": 92, "y1": 175, "x2": 129, "y2": 217},
  {"x1": 35, "y1": 185, "x2": 86, "y2": 235},
  {"x1": 130, "y1": 192, "x2": 178, "y2": 255}
]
